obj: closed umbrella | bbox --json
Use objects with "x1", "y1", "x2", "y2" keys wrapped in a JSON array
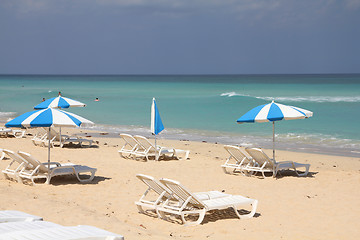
[
  {"x1": 151, "y1": 98, "x2": 164, "y2": 159},
  {"x1": 5, "y1": 108, "x2": 93, "y2": 170},
  {"x1": 237, "y1": 100, "x2": 313, "y2": 160}
]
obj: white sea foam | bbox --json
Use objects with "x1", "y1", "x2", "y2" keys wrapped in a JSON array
[
  {"x1": 220, "y1": 92, "x2": 360, "y2": 103},
  {"x1": 0, "y1": 112, "x2": 16, "y2": 122}
]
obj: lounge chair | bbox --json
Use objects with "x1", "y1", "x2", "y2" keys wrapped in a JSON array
[
  {"x1": 41, "y1": 128, "x2": 93, "y2": 148},
  {"x1": 0, "y1": 221, "x2": 124, "y2": 240},
  {"x1": 221, "y1": 145, "x2": 255, "y2": 175},
  {"x1": 1, "y1": 149, "x2": 31, "y2": 182},
  {"x1": 135, "y1": 174, "x2": 230, "y2": 215},
  {"x1": 31, "y1": 128, "x2": 48, "y2": 146},
  {"x1": 244, "y1": 147, "x2": 310, "y2": 178},
  {"x1": 157, "y1": 178, "x2": 258, "y2": 226},
  {"x1": 0, "y1": 210, "x2": 43, "y2": 223},
  {"x1": 118, "y1": 133, "x2": 143, "y2": 159},
  {"x1": 0, "y1": 149, "x2": 5, "y2": 160},
  {"x1": 133, "y1": 135, "x2": 190, "y2": 161},
  {"x1": 0, "y1": 128, "x2": 25, "y2": 138},
  {"x1": 17, "y1": 151, "x2": 97, "y2": 185}
]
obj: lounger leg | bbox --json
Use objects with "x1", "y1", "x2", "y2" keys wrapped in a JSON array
[
  {"x1": 136, "y1": 204, "x2": 145, "y2": 213},
  {"x1": 233, "y1": 200, "x2": 258, "y2": 220},
  {"x1": 156, "y1": 209, "x2": 169, "y2": 220},
  {"x1": 181, "y1": 210, "x2": 206, "y2": 226},
  {"x1": 76, "y1": 170, "x2": 96, "y2": 182},
  {"x1": 294, "y1": 164, "x2": 310, "y2": 177},
  {"x1": 222, "y1": 166, "x2": 229, "y2": 174}
]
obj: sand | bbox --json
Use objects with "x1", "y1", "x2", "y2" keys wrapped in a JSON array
[{"x1": 0, "y1": 128, "x2": 360, "y2": 239}]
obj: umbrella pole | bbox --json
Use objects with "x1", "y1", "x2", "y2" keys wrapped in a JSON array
[
  {"x1": 154, "y1": 134, "x2": 158, "y2": 161},
  {"x1": 47, "y1": 127, "x2": 51, "y2": 172},
  {"x1": 273, "y1": 121, "x2": 275, "y2": 161},
  {"x1": 59, "y1": 127, "x2": 62, "y2": 147}
]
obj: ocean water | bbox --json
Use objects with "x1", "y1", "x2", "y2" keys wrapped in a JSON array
[{"x1": 0, "y1": 74, "x2": 359, "y2": 157}]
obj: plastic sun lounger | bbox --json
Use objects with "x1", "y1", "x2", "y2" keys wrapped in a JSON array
[
  {"x1": 40, "y1": 128, "x2": 93, "y2": 148},
  {"x1": 17, "y1": 151, "x2": 96, "y2": 185},
  {"x1": 0, "y1": 221, "x2": 124, "y2": 240},
  {"x1": 244, "y1": 147, "x2": 311, "y2": 178},
  {"x1": 0, "y1": 149, "x2": 5, "y2": 161},
  {"x1": 118, "y1": 133, "x2": 143, "y2": 159},
  {"x1": 0, "y1": 210, "x2": 43, "y2": 223},
  {"x1": 1, "y1": 149, "x2": 32, "y2": 183},
  {"x1": 221, "y1": 145, "x2": 256, "y2": 175},
  {"x1": 156, "y1": 178, "x2": 258, "y2": 226},
  {"x1": 133, "y1": 135, "x2": 190, "y2": 161},
  {"x1": 135, "y1": 174, "x2": 230, "y2": 215},
  {"x1": 0, "y1": 128, "x2": 25, "y2": 138}
]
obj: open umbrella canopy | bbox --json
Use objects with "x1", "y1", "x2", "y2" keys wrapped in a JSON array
[
  {"x1": 236, "y1": 101, "x2": 313, "y2": 161},
  {"x1": 5, "y1": 108, "x2": 93, "y2": 128},
  {"x1": 34, "y1": 96, "x2": 86, "y2": 110},
  {"x1": 237, "y1": 101, "x2": 313, "y2": 123},
  {"x1": 5, "y1": 108, "x2": 93, "y2": 168}
]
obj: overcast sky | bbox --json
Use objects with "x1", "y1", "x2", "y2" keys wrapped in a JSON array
[{"x1": 0, "y1": 0, "x2": 359, "y2": 74}]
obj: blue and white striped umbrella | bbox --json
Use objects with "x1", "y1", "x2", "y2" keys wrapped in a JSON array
[
  {"x1": 5, "y1": 108, "x2": 93, "y2": 128},
  {"x1": 150, "y1": 98, "x2": 164, "y2": 159},
  {"x1": 237, "y1": 101, "x2": 313, "y2": 123},
  {"x1": 151, "y1": 98, "x2": 164, "y2": 135},
  {"x1": 34, "y1": 96, "x2": 86, "y2": 110},
  {"x1": 237, "y1": 101, "x2": 313, "y2": 160},
  {"x1": 5, "y1": 108, "x2": 93, "y2": 167}
]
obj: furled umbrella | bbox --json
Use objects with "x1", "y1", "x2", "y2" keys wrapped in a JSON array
[
  {"x1": 150, "y1": 98, "x2": 164, "y2": 159},
  {"x1": 236, "y1": 100, "x2": 313, "y2": 160},
  {"x1": 5, "y1": 108, "x2": 93, "y2": 170}
]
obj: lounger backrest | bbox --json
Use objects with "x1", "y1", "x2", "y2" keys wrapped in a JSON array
[
  {"x1": 2, "y1": 149, "x2": 31, "y2": 167},
  {"x1": 160, "y1": 178, "x2": 205, "y2": 208},
  {"x1": 136, "y1": 174, "x2": 173, "y2": 199},
  {"x1": 224, "y1": 145, "x2": 249, "y2": 162},
  {"x1": 17, "y1": 151, "x2": 48, "y2": 173},
  {"x1": 120, "y1": 134, "x2": 140, "y2": 149},
  {"x1": 49, "y1": 128, "x2": 60, "y2": 141},
  {"x1": 133, "y1": 135, "x2": 155, "y2": 150},
  {"x1": 245, "y1": 148, "x2": 274, "y2": 168}
]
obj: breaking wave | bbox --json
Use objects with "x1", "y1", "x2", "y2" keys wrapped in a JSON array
[{"x1": 220, "y1": 92, "x2": 360, "y2": 103}]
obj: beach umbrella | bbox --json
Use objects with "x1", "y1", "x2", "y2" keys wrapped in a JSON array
[
  {"x1": 34, "y1": 96, "x2": 86, "y2": 110},
  {"x1": 236, "y1": 100, "x2": 313, "y2": 160},
  {"x1": 34, "y1": 95, "x2": 86, "y2": 145},
  {"x1": 151, "y1": 98, "x2": 164, "y2": 159},
  {"x1": 5, "y1": 108, "x2": 93, "y2": 170}
]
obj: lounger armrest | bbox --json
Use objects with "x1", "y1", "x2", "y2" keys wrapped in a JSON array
[{"x1": 42, "y1": 162, "x2": 62, "y2": 167}]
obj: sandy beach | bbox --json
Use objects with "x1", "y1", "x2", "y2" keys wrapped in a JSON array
[{"x1": 1, "y1": 129, "x2": 360, "y2": 240}]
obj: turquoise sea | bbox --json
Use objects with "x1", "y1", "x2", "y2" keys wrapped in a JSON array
[{"x1": 0, "y1": 74, "x2": 359, "y2": 157}]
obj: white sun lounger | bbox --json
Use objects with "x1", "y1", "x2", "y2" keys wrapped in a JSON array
[
  {"x1": 0, "y1": 210, "x2": 43, "y2": 223},
  {"x1": 244, "y1": 147, "x2": 311, "y2": 178},
  {"x1": 17, "y1": 151, "x2": 97, "y2": 185},
  {"x1": 221, "y1": 145, "x2": 255, "y2": 175},
  {"x1": 0, "y1": 128, "x2": 25, "y2": 138},
  {"x1": 0, "y1": 149, "x2": 5, "y2": 161},
  {"x1": 1, "y1": 149, "x2": 31, "y2": 182},
  {"x1": 0, "y1": 221, "x2": 124, "y2": 240},
  {"x1": 156, "y1": 178, "x2": 258, "y2": 226},
  {"x1": 135, "y1": 174, "x2": 230, "y2": 215},
  {"x1": 118, "y1": 133, "x2": 143, "y2": 159},
  {"x1": 133, "y1": 135, "x2": 190, "y2": 161}
]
